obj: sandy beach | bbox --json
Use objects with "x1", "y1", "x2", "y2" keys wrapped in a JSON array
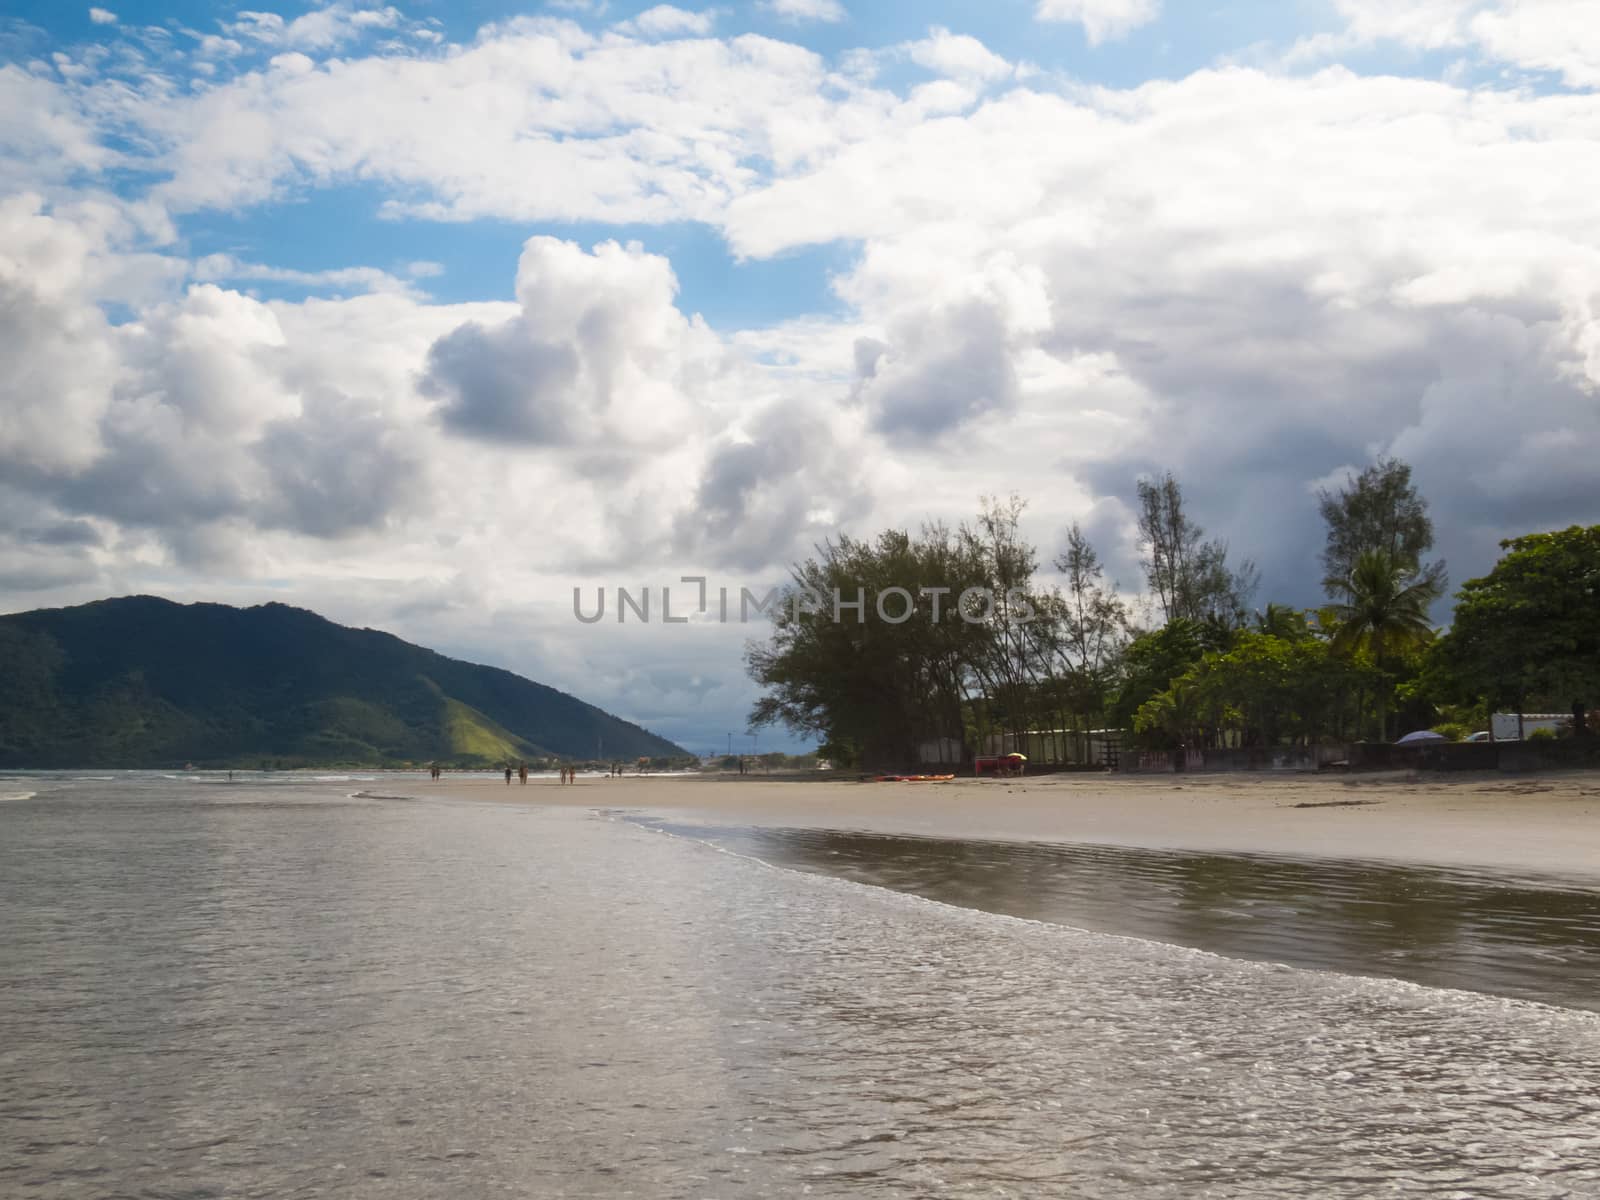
[{"x1": 424, "y1": 769, "x2": 1600, "y2": 883}]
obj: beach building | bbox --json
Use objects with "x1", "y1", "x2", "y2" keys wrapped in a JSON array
[
  {"x1": 916, "y1": 730, "x2": 1124, "y2": 769},
  {"x1": 1490, "y1": 713, "x2": 1572, "y2": 741},
  {"x1": 984, "y1": 729, "x2": 1123, "y2": 768}
]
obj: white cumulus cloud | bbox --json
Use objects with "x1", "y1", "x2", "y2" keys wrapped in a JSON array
[
  {"x1": 762, "y1": 0, "x2": 847, "y2": 23},
  {"x1": 421, "y1": 237, "x2": 718, "y2": 451},
  {"x1": 1471, "y1": 0, "x2": 1600, "y2": 88},
  {"x1": 905, "y1": 27, "x2": 1014, "y2": 83},
  {"x1": 1313, "y1": 0, "x2": 1600, "y2": 88},
  {"x1": 1035, "y1": 0, "x2": 1160, "y2": 45},
  {"x1": 616, "y1": 5, "x2": 718, "y2": 38}
]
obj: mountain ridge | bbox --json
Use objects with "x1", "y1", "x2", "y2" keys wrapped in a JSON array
[{"x1": 0, "y1": 595, "x2": 687, "y2": 767}]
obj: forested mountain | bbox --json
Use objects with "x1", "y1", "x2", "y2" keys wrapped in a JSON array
[{"x1": 0, "y1": 596, "x2": 685, "y2": 767}]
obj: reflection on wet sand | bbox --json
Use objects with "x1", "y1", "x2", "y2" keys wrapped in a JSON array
[{"x1": 645, "y1": 822, "x2": 1600, "y2": 1011}]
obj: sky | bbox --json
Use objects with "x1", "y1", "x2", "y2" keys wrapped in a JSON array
[{"x1": 2, "y1": 0, "x2": 1597, "y2": 753}]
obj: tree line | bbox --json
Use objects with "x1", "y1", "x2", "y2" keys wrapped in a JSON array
[{"x1": 745, "y1": 459, "x2": 1598, "y2": 770}]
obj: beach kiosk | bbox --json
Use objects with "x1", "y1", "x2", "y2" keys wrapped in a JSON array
[{"x1": 974, "y1": 753, "x2": 1027, "y2": 778}]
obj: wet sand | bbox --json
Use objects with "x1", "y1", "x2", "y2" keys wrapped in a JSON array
[{"x1": 427, "y1": 769, "x2": 1600, "y2": 882}]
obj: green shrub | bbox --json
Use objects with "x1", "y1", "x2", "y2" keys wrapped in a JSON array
[
  {"x1": 1431, "y1": 722, "x2": 1470, "y2": 742},
  {"x1": 1527, "y1": 726, "x2": 1559, "y2": 742}
]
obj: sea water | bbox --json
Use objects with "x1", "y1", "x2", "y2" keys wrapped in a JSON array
[
  {"x1": 2, "y1": 774, "x2": 1598, "y2": 1197},
  {"x1": 642, "y1": 821, "x2": 1600, "y2": 1013}
]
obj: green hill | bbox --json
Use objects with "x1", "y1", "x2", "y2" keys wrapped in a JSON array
[{"x1": 0, "y1": 596, "x2": 688, "y2": 768}]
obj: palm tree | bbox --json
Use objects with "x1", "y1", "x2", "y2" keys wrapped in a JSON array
[
  {"x1": 1327, "y1": 549, "x2": 1442, "y2": 740},
  {"x1": 1255, "y1": 603, "x2": 1309, "y2": 641}
]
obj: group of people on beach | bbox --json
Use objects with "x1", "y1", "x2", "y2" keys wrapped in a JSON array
[
  {"x1": 428, "y1": 762, "x2": 583, "y2": 783},
  {"x1": 493, "y1": 763, "x2": 579, "y2": 784}
]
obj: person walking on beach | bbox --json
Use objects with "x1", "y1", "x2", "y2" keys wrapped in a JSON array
[
  {"x1": 518, "y1": 763, "x2": 528, "y2": 785},
  {"x1": 504, "y1": 765, "x2": 513, "y2": 785}
]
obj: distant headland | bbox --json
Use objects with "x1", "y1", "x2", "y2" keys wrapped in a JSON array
[{"x1": 0, "y1": 596, "x2": 686, "y2": 769}]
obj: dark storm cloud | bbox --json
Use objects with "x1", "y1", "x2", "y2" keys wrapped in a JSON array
[
  {"x1": 53, "y1": 422, "x2": 247, "y2": 531},
  {"x1": 420, "y1": 236, "x2": 705, "y2": 457},
  {"x1": 1034, "y1": 241, "x2": 1600, "y2": 613},
  {"x1": 0, "y1": 488, "x2": 103, "y2": 593},
  {"x1": 674, "y1": 401, "x2": 872, "y2": 570},
  {"x1": 255, "y1": 392, "x2": 427, "y2": 538},
  {"x1": 857, "y1": 300, "x2": 1019, "y2": 440},
  {"x1": 42, "y1": 407, "x2": 424, "y2": 560},
  {"x1": 420, "y1": 319, "x2": 583, "y2": 444},
  {"x1": 1, "y1": 269, "x2": 420, "y2": 555},
  {"x1": 25, "y1": 519, "x2": 100, "y2": 547},
  {"x1": 0, "y1": 557, "x2": 100, "y2": 592},
  {"x1": 851, "y1": 336, "x2": 888, "y2": 384}
]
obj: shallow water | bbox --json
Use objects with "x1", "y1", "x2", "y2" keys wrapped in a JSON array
[
  {"x1": 642, "y1": 822, "x2": 1600, "y2": 1013},
  {"x1": 3, "y1": 775, "x2": 1599, "y2": 1197}
]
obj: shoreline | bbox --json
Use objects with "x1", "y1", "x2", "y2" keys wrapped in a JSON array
[{"x1": 418, "y1": 769, "x2": 1600, "y2": 884}]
